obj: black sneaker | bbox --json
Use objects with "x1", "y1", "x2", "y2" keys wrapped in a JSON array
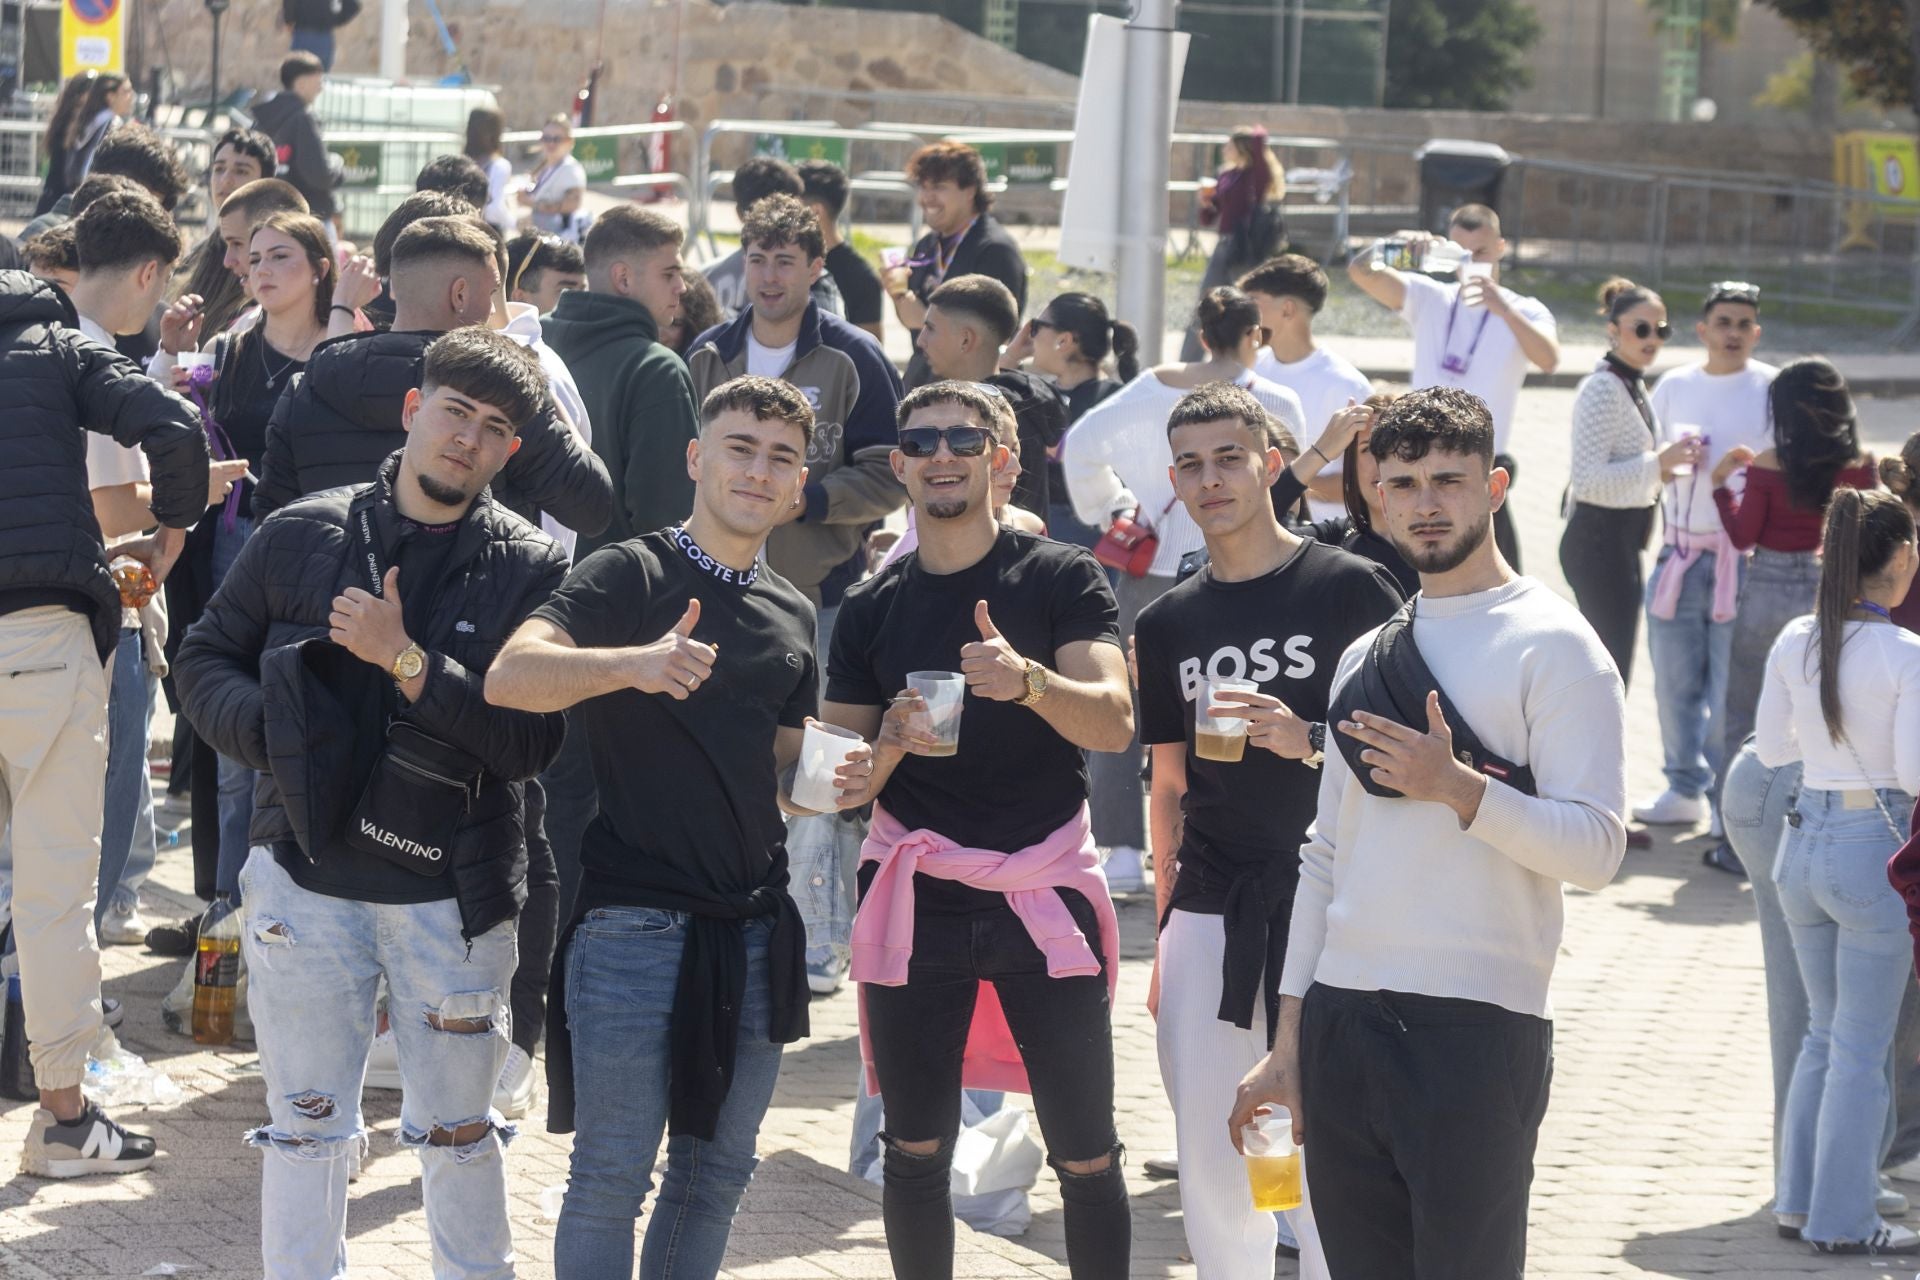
[
  {"x1": 145, "y1": 911, "x2": 202, "y2": 957},
  {"x1": 101, "y1": 997, "x2": 122, "y2": 1029},
  {"x1": 20, "y1": 1104, "x2": 156, "y2": 1177},
  {"x1": 1809, "y1": 1223, "x2": 1920, "y2": 1254},
  {"x1": 1701, "y1": 841, "x2": 1747, "y2": 877}
]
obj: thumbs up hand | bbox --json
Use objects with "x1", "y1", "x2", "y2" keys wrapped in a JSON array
[
  {"x1": 630, "y1": 595, "x2": 719, "y2": 700},
  {"x1": 959, "y1": 599, "x2": 1029, "y2": 702},
  {"x1": 330, "y1": 566, "x2": 414, "y2": 676}
]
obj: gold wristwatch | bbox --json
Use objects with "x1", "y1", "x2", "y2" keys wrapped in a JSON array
[
  {"x1": 1017, "y1": 660, "x2": 1049, "y2": 707},
  {"x1": 390, "y1": 642, "x2": 427, "y2": 683}
]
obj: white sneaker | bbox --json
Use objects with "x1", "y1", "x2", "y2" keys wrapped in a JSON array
[
  {"x1": 363, "y1": 1029, "x2": 402, "y2": 1091},
  {"x1": 1883, "y1": 1179, "x2": 1911, "y2": 1216},
  {"x1": 494, "y1": 1044, "x2": 536, "y2": 1119},
  {"x1": 1887, "y1": 1153, "x2": 1920, "y2": 1184},
  {"x1": 1103, "y1": 846, "x2": 1145, "y2": 893},
  {"x1": 1631, "y1": 789, "x2": 1706, "y2": 825},
  {"x1": 98, "y1": 900, "x2": 150, "y2": 947}
]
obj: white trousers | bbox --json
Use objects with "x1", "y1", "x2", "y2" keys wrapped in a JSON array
[{"x1": 1157, "y1": 908, "x2": 1328, "y2": 1280}]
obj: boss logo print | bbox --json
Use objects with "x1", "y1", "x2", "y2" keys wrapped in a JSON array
[{"x1": 1178, "y1": 638, "x2": 1315, "y2": 699}]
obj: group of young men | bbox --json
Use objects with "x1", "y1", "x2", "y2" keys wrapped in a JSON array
[{"x1": 0, "y1": 98, "x2": 1661, "y2": 1280}]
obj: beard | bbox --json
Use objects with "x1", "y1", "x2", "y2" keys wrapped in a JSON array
[
  {"x1": 1395, "y1": 512, "x2": 1489, "y2": 575},
  {"x1": 924, "y1": 495, "x2": 972, "y2": 521},
  {"x1": 417, "y1": 471, "x2": 473, "y2": 507}
]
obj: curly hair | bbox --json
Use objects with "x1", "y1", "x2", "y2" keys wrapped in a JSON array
[
  {"x1": 907, "y1": 142, "x2": 991, "y2": 214},
  {"x1": 740, "y1": 193, "x2": 824, "y2": 262},
  {"x1": 1368, "y1": 386, "x2": 1494, "y2": 467},
  {"x1": 701, "y1": 374, "x2": 816, "y2": 450}
]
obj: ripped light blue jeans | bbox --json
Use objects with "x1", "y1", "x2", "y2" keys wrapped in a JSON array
[{"x1": 239, "y1": 847, "x2": 518, "y2": 1280}]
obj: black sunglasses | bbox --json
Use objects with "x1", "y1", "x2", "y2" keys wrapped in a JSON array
[
  {"x1": 1631, "y1": 320, "x2": 1674, "y2": 341},
  {"x1": 898, "y1": 425, "x2": 992, "y2": 458},
  {"x1": 1705, "y1": 280, "x2": 1761, "y2": 308}
]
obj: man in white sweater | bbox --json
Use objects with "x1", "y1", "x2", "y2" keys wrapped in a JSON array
[{"x1": 1230, "y1": 386, "x2": 1628, "y2": 1279}]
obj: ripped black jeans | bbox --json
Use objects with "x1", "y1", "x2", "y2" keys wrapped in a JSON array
[{"x1": 864, "y1": 888, "x2": 1131, "y2": 1280}]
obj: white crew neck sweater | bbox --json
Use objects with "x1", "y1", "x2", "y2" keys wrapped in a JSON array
[{"x1": 1279, "y1": 577, "x2": 1628, "y2": 1019}]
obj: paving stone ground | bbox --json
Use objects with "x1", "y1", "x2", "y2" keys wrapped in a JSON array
[{"x1": 1, "y1": 383, "x2": 1915, "y2": 1278}]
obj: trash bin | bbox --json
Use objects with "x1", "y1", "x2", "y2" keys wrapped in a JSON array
[{"x1": 1415, "y1": 139, "x2": 1511, "y2": 233}]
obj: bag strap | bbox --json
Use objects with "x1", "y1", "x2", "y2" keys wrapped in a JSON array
[
  {"x1": 1841, "y1": 734, "x2": 1906, "y2": 843},
  {"x1": 347, "y1": 495, "x2": 388, "y2": 598}
]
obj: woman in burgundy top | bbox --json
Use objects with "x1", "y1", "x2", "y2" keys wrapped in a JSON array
[
  {"x1": 1712, "y1": 358, "x2": 1878, "y2": 841},
  {"x1": 1180, "y1": 126, "x2": 1286, "y2": 359}
]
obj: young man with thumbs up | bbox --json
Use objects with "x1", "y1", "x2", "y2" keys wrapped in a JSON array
[
  {"x1": 486, "y1": 375, "x2": 873, "y2": 1280},
  {"x1": 821, "y1": 380, "x2": 1137, "y2": 1280}
]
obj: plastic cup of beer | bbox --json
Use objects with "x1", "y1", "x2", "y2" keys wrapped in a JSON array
[
  {"x1": 1242, "y1": 1109, "x2": 1302, "y2": 1211},
  {"x1": 791, "y1": 721, "x2": 866, "y2": 813},
  {"x1": 176, "y1": 351, "x2": 215, "y2": 371},
  {"x1": 906, "y1": 671, "x2": 966, "y2": 756},
  {"x1": 1196, "y1": 677, "x2": 1259, "y2": 762}
]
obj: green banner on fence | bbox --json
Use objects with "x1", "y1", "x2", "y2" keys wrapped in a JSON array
[
  {"x1": 573, "y1": 136, "x2": 618, "y2": 184},
  {"x1": 753, "y1": 133, "x2": 849, "y2": 169},
  {"x1": 975, "y1": 141, "x2": 1059, "y2": 186},
  {"x1": 328, "y1": 140, "x2": 383, "y2": 189}
]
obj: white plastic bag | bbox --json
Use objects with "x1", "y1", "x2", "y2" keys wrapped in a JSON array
[{"x1": 950, "y1": 1100, "x2": 1043, "y2": 1198}]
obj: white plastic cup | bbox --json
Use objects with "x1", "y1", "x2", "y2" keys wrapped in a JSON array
[
  {"x1": 176, "y1": 351, "x2": 215, "y2": 371},
  {"x1": 1196, "y1": 677, "x2": 1259, "y2": 763},
  {"x1": 1458, "y1": 259, "x2": 1494, "y2": 305},
  {"x1": 1668, "y1": 423, "x2": 1704, "y2": 478},
  {"x1": 1241, "y1": 1109, "x2": 1302, "y2": 1210},
  {"x1": 791, "y1": 721, "x2": 866, "y2": 813},
  {"x1": 906, "y1": 670, "x2": 966, "y2": 756},
  {"x1": 880, "y1": 246, "x2": 909, "y2": 271}
]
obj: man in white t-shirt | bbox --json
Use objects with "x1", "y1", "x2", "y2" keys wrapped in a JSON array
[
  {"x1": 1634, "y1": 283, "x2": 1776, "y2": 838},
  {"x1": 1241, "y1": 254, "x2": 1373, "y2": 522},
  {"x1": 1347, "y1": 204, "x2": 1559, "y2": 570}
]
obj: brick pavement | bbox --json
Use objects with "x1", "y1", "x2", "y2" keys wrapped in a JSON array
[{"x1": 1, "y1": 387, "x2": 1914, "y2": 1278}]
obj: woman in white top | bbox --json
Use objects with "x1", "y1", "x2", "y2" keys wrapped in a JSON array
[
  {"x1": 467, "y1": 106, "x2": 517, "y2": 236},
  {"x1": 1557, "y1": 277, "x2": 1700, "y2": 685},
  {"x1": 1063, "y1": 284, "x2": 1304, "y2": 880},
  {"x1": 518, "y1": 114, "x2": 588, "y2": 242},
  {"x1": 1755, "y1": 487, "x2": 1920, "y2": 1256}
]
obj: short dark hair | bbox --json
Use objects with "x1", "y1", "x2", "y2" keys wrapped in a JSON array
[
  {"x1": 731, "y1": 154, "x2": 803, "y2": 218},
  {"x1": 213, "y1": 127, "x2": 278, "y2": 177},
  {"x1": 1195, "y1": 286, "x2": 1263, "y2": 354},
  {"x1": 1449, "y1": 203, "x2": 1500, "y2": 236},
  {"x1": 280, "y1": 51, "x2": 324, "y2": 90},
  {"x1": 24, "y1": 223, "x2": 78, "y2": 274},
  {"x1": 740, "y1": 193, "x2": 823, "y2": 262},
  {"x1": 91, "y1": 123, "x2": 190, "y2": 211},
  {"x1": 421, "y1": 326, "x2": 548, "y2": 430},
  {"x1": 701, "y1": 374, "x2": 816, "y2": 449},
  {"x1": 927, "y1": 273, "x2": 1018, "y2": 346},
  {"x1": 1237, "y1": 253, "x2": 1328, "y2": 313},
  {"x1": 1368, "y1": 386, "x2": 1495, "y2": 468},
  {"x1": 67, "y1": 172, "x2": 141, "y2": 216},
  {"x1": 416, "y1": 153, "x2": 491, "y2": 208},
  {"x1": 797, "y1": 159, "x2": 850, "y2": 222},
  {"x1": 582, "y1": 205, "x2": 683, "y2": 274},
  {"x1": 220, "y1": 177, "x2": 310, "y2": 225},
  {"x1": 74, "y1": 188, "x2": 182, "y2": 274},
  {"x1": 907, "y1": 142, "x2": 991, "y2": 214},
  {"x1": 389, "y1": 215, "x2": 498, "y2": 280},
  {"x1": 373, "y1": 190, "x2": 476, "y2": 276},
  {"x1": 897, "y1": 380, "x2": 1000, "y2": 432},
  {"x1": 507, "y1": 232, "x2": 586, "y2": 295},
  {"x1": 1166, "y1": 381, "x2": 1280, "y2": 447}
]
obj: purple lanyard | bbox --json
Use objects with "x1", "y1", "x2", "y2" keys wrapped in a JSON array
[{"x1": 1438, "y1": 289, "x2": 1493, "y2": 376}]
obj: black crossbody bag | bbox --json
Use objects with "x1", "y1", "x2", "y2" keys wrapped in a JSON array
[{"x1": 342, "y1": 504, "x2": 480, "y2": 876}]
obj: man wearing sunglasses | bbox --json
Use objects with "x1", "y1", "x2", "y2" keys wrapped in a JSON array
[
  {"x1": 1347, "y1": 204, "x2": 1558, "y2": 571},
  {"x1": 823, "y1": 381, "x2": 1137, "y2": 1280},
  {"x1": 1632, "y1": 283, "x2": 1775, "y2": 846}
]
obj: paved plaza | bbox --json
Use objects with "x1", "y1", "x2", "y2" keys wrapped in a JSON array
[{"x1": 0, "y1": 384, "x2": 1915, "y2": 1278}]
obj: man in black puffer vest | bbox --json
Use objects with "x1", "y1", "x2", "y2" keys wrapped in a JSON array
[
  {"x1": 175, "y1": 329, "x2": 566, "y2": 1276},
  {"x1": 252, "y1": 214, "x2": 613, "y2": 538},
  {"x1": 0, "y1": 269, "x2": 208, "y2": 1180}
]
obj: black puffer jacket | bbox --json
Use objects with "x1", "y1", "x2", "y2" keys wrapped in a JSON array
[
  {"x1": 0, "y1": 271, "x2": 209, "y2": 661},
  {"x1": 252, "y1": 328, "x2": 614, "y2": 538},
  {"x1": 175, "y1": 454, "x2": 568, "y2": 940}
]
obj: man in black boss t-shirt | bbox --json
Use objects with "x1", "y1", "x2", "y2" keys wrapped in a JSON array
[
  {"x1": 822, "y1": 380, "x2": 1137, "y2": 1279},
  {"x1": 1135, "y1": 382, "x2": 1401, "y2": 1279},
  {"x1": 486, "y1": 376, "x2": 873, "y2": 1280}
]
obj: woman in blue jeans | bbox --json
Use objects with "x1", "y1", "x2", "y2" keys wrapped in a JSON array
[{"x1": 1754, "y1": 487, "x2": 1920, "y2": 1254}]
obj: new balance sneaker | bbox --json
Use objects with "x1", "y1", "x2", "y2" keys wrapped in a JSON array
[
  {"x1": 101, "y1": 998, "x2": 123, "y2": 1030},
  {"x1": 494, "y1": 1044, "x2": 536, "y2": 1119},
  {"x1": 21, "y1": 1104, "x2": 156, "y2": 1177},
  {"x1": 1632, "y1": 789, "x2": 1706, "y2": 825},
  {"x1": 99, "y1": 900, "x2": 150, "y2": 948},
  {"x1": 807, "y1": 953, "x2": 849, "y2": 997},
  {"x1": 1103, "y1": 846, "x2": 1146, "y2": 894},
  {"x1": 1809, "y1": 1223, "x2": 1920, "y2": 1254},
  {"x1": 364, "y1": 1028, "x2": 402, "y2": 1091}
]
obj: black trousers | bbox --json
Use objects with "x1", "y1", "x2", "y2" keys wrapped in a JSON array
[
  {"x1": 509, "y1": 778, "x2": 559, "y2": 1056},
  {"x1": 1301, "y1": 984, "x2": 1553, "y2": 1280},
  {"x1": 1558, "y1": 501, "x2": 1654, "y2": 687}
]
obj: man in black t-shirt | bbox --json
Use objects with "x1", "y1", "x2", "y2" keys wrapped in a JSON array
[
  {"x1": 486, "y1": 376, "x2": 872, "y2": 1280},
  {"x1": 799, "y1": 159, "x2": 886, "y2": 343},
  {"x1": 822, "y1": 380, "x2": 1136, "y2": 1279},
  {"x1": 1134, "y1": 382, "x2": 1402, "y2": 1278},
  {"x1": 175, "y1": 329, "x2": 568, "y2": 1277}
]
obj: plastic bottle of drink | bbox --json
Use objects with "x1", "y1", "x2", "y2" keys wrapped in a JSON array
[
  {"x1": 1419, "y1": 239, "x2": 1471, "y2": 276},
  {"x1": 192, "y1": 898, "x2": 241, "y2": 1046},
  {"x1": 0, "y1": 961, "x2": 35, "y2": 1100}
]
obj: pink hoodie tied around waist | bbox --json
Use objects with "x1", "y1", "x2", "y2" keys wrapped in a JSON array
[{"x1": 852, "y1": 802, "x2": 1120, "y2": 1098}]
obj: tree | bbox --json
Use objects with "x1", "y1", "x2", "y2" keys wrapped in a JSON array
[
  {"x1": 1382, "y1": 0, "x2": 1541, "y2": 111},
  {"x1": 1757, "y1": 0, "x2": 1920, "y2": 117}
]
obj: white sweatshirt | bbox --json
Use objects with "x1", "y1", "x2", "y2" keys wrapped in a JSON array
[
  {"x1": 1280, "y1": 577, "x2": 1628, "y2": 1020},
  {"x1": 1755, "y1": 615, "x2": 1920, "y2": 795}
]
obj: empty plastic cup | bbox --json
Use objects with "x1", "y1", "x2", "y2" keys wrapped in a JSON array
[
  {"x1": 791, "y1": 721, "x2": 866, "y2": 813},
  {"x1": 1196, "y1": 677, "x2": 1260, "y2": 762},
  {"x1": 1241, "y1": 1109, "x2": 1302, "y2": 1211},
  {"x1": 906, "y1": 671, "x2": 966, "y2": 756}
]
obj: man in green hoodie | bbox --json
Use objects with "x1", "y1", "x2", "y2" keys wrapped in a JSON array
[{"x1": 542, "y1": 206, "x2": 700, "y2": 563}]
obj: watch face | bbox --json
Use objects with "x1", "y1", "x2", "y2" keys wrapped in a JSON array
[{"x1": 394, "y1": 648, "x2": 424, "y2": 680}]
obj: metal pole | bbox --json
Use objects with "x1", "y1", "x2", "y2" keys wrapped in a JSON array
[
  {"x1": 1288, "y1": 0, "x2": 1305, "y2": 106},
  {"x1": 1118, "y1": 0, "x2": 1176, "y2": 365},
  {"x1": 209, "y1": 8, "x2": 222, "y2": 118},
  {"x1": 380, "y1": 0, "x2": 407, "y2": 81}
]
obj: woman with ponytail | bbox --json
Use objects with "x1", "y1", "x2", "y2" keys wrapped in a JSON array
[
  {"x1": 1000, "y1": 291, "x2": 1140, "y2": 546},
  {"x1": 1754, "y1": 488, "x2": 1920, "y2": 1256}
]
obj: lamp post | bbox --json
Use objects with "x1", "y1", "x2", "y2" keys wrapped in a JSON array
[
  {"x1": 205, "y1": 0, "x2": 228, "y2": 118},
  {"x1": 1117, "y1": 0, "x2": 1176, "y2": 363}
]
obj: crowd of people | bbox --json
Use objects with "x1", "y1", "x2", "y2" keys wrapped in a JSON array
[{"x1": 0, "y1": 61, "x2": 1917, "y2": 1280}]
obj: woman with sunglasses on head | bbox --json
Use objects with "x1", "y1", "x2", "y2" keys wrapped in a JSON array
[
  {"x1": 1559, "y1": 277, "x2": 1697, "y2": 686},
  {"x1": 518, "y1": 115, "x2": 589, "y2": 243}
]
